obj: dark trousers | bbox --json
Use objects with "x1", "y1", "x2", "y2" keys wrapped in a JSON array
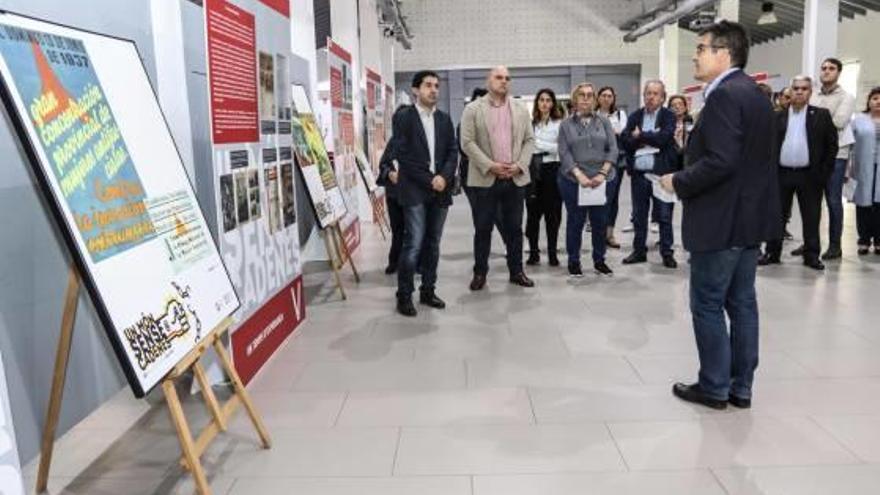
[
  {"x1": 824, "y1": 158, "x2": 847, "y2": 248},
  {"x1": 857, "y1": 204, "x2": 880, "y2": 246},
  {"x1": 465, "y1": 186, "x2": 504, "y2": 233},
  {"x1": 631, "y1": 171, "x2": 674, "y2": 256},
  {"x1": 605, "y1": 166, "x2": 624, "y2": 228},
  {"x1": 525, "y1": 162, "x2": 562, "y2": 255},
  {"x1": 766, "y1": 168, "x2": 823, "y2": 261},
  {"x1": 558, "y1": 175, "x2": 608, "y2": 264},
  {"x1": 386, "y1": 194, "x2": 405, "y2": 267},
  {"x1": 690, "y1": 247, "x2": 760, "y2": 400},
  {"x1": 472, "y1": 179, "x2": 525, "y2": 276},
  {"x1": 397, "y1": 202, "x2": 448, "y2": 299}
]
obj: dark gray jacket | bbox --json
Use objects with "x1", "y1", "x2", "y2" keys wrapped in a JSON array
[{"x1": 558, "y1": 113, "x2": 618, "y2": 183}]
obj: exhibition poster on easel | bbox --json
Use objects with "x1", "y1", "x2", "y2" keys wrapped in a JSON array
[
  {"x1": 290, "y1": 83, "x2": 348, "y2": 228},
  {"x1": 204, "y1": 0, "x2": 305, "y2": 385},
  {"x1": 327, "y1": 38, "x2": 361, "y2": 252},
  {"x1": 364, "y1": 67, "x2": 385, "y2": 180},
  {"x1": 0, "y1": 12, "x2": 240, "y2": 397}
]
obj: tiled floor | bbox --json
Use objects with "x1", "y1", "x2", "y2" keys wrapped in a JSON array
[{"x1": 23, "y1": 197, "x2": 880, "y2": 494}]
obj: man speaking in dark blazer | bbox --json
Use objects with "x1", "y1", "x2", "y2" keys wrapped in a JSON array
[
  {"x1": 390, "y1": 71, "x2": 458, "y2": 317},
  {"x1": 760, "y1": 76, "x2": 838, "y2": 270},
  {"x1": 659, "y1": 21, "x2": 781, "y2": 410}
]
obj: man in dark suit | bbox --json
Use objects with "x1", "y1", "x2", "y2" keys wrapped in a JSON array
[
  {"x1": 621, "y1": 80, "x2": 681, "y2": 268},
  {"x1": 659, "y1": 21, "x2": 781, "y2": 410},
  {"x1": 389, "y1": 71, "x2": 458, "y2": 317},
  {"x1": 759, "y1": 76, "x2": 838, "y2": 270},
  {"x1": 377, "y1": 137, "x2": 404, "y2": 274}
]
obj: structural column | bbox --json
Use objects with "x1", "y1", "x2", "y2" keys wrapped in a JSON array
[
  {"x1": 659, "y1": 23, "x2": 680, "y2": 95},
  {"x1": 802, "y1": 0, "x2": 839, "y2": 80},
  {"x1": 717, "y1": 0, "x2": 740, "y2": 22}
]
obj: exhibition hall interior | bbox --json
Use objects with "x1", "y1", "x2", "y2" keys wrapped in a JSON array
[{"x1": 2, "y1": 0, "x2": 880, "y2": 493}]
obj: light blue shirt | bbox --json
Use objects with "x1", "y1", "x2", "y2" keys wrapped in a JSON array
[
  {"x1": 703, "y1": 67, "x2": 741, "y2": 100},
  {"x1": 779, "y1": 106, "x2": 810, "y2": 168},
  {"x1": 634, "y1": 109, "x2": 658, "y2": 171}
]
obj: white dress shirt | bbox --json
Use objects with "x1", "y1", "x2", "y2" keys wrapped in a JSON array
[
  {"x1": 416, "y1": 103, "x2": 436, "y2": 173},
  {"x1": 533, "y1": 119, "x2": 560, "y2": 162},
  {"x1": 779, "y1": 106, "x2": 810, "y2": 168}
]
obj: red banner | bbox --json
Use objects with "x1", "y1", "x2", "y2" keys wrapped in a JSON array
[
  {"x1": 330, "y1": 67, "x2": 343, "y2": 108},
  {"x1": 258, "y1": 0, "x2": 290, "y2": 17},
  {"x1": 232, "y1": 276, "x2": 306, "y2": 385},
  {"x1": 328, "y1": 39, "x2": 352, "y2": 63},
  {"x1": 206, "y1": 0, "x2": 259, "y2": 144}
]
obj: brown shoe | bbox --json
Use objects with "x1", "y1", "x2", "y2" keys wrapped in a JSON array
[
  {"x1": 469, "y1": 274, "x2": 487, "y2": 291},
  {"x1": 509, "y1": 272, "x2": 535, "y2": 287}
]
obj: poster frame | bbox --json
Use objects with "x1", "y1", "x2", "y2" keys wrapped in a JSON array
[{"x1": 0, "y1": 9, "x2": 240, "y2": 398}]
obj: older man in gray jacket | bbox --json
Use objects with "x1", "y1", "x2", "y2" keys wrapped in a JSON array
[{"x1": 460, "y1": 66, "x2": 535, "y2": 290}]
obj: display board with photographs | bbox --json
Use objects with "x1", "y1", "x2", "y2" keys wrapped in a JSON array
[
  {"x1": 290, "y1": 84, "x2": 347, "y2": 228},
  {"x1": 0, "y1": 12, "x2": 239, "y2": 397}
]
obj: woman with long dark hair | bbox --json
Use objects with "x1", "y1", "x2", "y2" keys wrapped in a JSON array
[
  {"x1": 851, "y1": 87, "x2": 880, "y2": 254},
  {"x1": 668, "y1": 95, "x2": 693, "y2": 170},
  {"x1": 525, "y1": 88, "x2": 564, "y2": 266},
  {"x1": 595, "y1": 86, "x2": 628, "y2": 249}
]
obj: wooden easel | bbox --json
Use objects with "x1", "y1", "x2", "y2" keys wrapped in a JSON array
[
  {"x1": 322, "y1": 221, "x2": 361, "y2": 300},
  {"x1": 368, "y1": 190, "x2": 390, "y2": 240},
  {"x1": 36, "y1": 268, "x2": 271, "y2": 495}
]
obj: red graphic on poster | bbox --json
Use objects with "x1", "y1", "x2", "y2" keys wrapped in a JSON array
[
  {"x1": 30, "y1": 41, "x2": 86, "y2": 125},
  {"x1": 257, "y1": 0, "x2": 290, "y2": 17},
  {"x1": 340, "y1": 112, "x2": 354, "y2": 147},
  {"x1": 206, "y1": 0, "x2": 258, "y2": 144},
  {"x1": 232, "y1": 276, "x2": 306, "y2": 385},
  {"x1": 328, "y1": 39, "x2": 352, "y2": 64},
  {"x1": 330, "y1": 67, "x2": 343, "y2": 108},
  {"x1": 366, "y1": 68, "x2": 380, "y2": 109}
]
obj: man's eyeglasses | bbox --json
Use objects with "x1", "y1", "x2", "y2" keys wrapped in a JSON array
[
  {"x1": 791, "y1": 86, "x2": 811, "y2": 92},
  {"x1": 494, "y1": 75, "x2": 511, "y2": 81},
  {"x1": 820, "y1": 65, "x2": 838, "y2": 72},
  {"x1": 695, "y1": 43, "x2": 728, "y2": 55}
]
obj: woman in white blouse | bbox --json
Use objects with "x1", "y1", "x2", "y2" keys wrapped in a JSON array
[
  {"x1": 526, "y1": 89, "x2": 564, "y2": 266},
  {"x1": 596, "y1": 86, "x2": 628, "y2": 248}
]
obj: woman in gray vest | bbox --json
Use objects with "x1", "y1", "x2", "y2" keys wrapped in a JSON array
[
  {"x1": 557, "y1": 82, "x2": 618, "y2": 277},
  {"x1": 851, "y1": 87, "x2": 880, "y2": 254}
]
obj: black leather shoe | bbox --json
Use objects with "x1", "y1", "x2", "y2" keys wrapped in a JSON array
[
  {"x1": 469, "y1": 274, "x2": 487, "y2": 291},
  {"x1": 509, "y1": 272, "x2": 535, "y2": 287},
  {"x1": 526, "y1": 252, "x2": 540, "y2": 266},
  {"x1": 396, "y1": 298, "x2": 417, "y2": 317},
  {"x1": 858, "y1": 245, "x2": 870, "y2": 255},
  {"x1": 728, "y1": 395, "x2": 752, "y2": 409},
  {"x1": 548, "y1": 252, "x2": 560, "y2": 267},
  {"x1": 790, "y1": 245, "x2": 805, "y2": 256},
  {"x1": 568, "y1": 262, "x2": 584, "y2": 277},
  {"x1": 622, "y1": 252, "x2": 647, "y2": 265},
  {"x1": 594, "y1": 261, "x2": 613, "y2": 276},
  {"x1": 821, "y1": 246, "x2": 842, "y2": 260},
  {"x1": 662, "y1": 255, "x2": 678, "y2": 269},
  {"x1": 419, "y1": 291, "x2": 446, "y2": 309},
  {"x1": 804, "y1": 258, "x2": 825, "y2": 271},
  {"x1": 384, "y1": 264, "x2": 397, "y2": 275},
  {"x1": 757, "y1": 253, "x2": 781, "y2": 266},
  {"x1": 672, "y1": 382, "x2": 727, "y2": 410}
]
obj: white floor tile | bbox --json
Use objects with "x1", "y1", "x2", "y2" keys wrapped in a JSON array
[
  {"x1": 467, "y1": 356, "x2": 641, "y2": 389},
  {"x1": 812, "y1": 414, "x2": 880, "y2": 462},
  {"x1": 292, "y1": 360, "x2": 466, "y2": 391},
  {"x1": 714, "y1": 465, "x2": 880, "y2": 495},
  {"x1": 474, "y1": 471, "x2": 727, "y2": 495},
  {"x1": 228, "y1": 476, "x2": 471, "y2": 495}
]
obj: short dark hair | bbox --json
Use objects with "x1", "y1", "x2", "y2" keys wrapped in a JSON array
[
  {"x1": 411, "y1": 70, "x2": 440, "y2": 89},
  {"x1": 866, "y1": 86, "x2": 880, "y2": 112},
  {"x1": 823, "y1": 57, "x2": 843, "y2": 72},
  {"x1": 532, "y1": 88, "x2": 563, "y2": 124},
  {"x1": 470, "y1": 87, "x2": 488, "y2": 101},
  {"x1": 698, "y1": 20, "x2": 750, "y2": 69}
]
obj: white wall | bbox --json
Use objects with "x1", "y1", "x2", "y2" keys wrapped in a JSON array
[
  {"x1": 291, "y1": 0, "x2": 319, "y2": 105},
  {"x1": 395, "y1": 0, "x2": 661, "y2": 90},
  {"x1": 749, "y1": 10, "x2": 880, "y2": 105}
]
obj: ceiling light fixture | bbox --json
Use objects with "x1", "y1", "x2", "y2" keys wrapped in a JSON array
[{"x1": 758, "y1": 2, "x2": 778, "y2": 25}]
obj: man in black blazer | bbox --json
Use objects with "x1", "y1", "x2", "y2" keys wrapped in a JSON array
[
  {"x1": 621, "y1": 81, "x2": 681, "y2": 268},
  {"x1": 389, "y1": 71, "x2": 458, "y2": 317},
  {"x1": 659, "y1": 21, "x2": 781, "y2": 410},
  {"x1": 377, "y1": 131, "x2": 405, "y2": 275},
  {"x1": 760, "y1": 76, "x2": 838, "y2": 270}
]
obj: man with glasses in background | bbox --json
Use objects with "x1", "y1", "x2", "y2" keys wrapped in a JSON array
[
  {"x1": 659, "y1": 21, "x2": 780, "y2": 410},
  {"x1": 760, "y1": 76, "x2": 838, "y2": 270}
]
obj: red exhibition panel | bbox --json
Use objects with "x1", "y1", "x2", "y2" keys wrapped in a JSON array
[
  {"x1": 232, "y1": 276, "x2": 306, "y2": 385},
  {"x1": 258, "y1": 0, "x2": 290, "y2": 17},
  {"x1": 206, "y1": 0, "x2": 259, "y2": 144}
]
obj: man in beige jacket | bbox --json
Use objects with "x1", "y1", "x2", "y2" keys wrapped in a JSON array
[{"x1": 460, "y1": 66, "x2": 535, "y2": 290}]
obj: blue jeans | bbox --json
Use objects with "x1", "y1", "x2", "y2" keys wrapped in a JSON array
[
  {"x1": 631, "y1": 171, "x2": 674, "y2": 256},
  {"x1": 689, "y1": 247, "x2": 760, "y2": 400},
  {"x1": 824, "y1": 158, "x2": 847, "y2": 247},
  {"x1": 558, "y1": 175, "x2": 608, "y2": 264},
  {"x1": 397, "y1": 202, "x2": 448, "y2": 299}
]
